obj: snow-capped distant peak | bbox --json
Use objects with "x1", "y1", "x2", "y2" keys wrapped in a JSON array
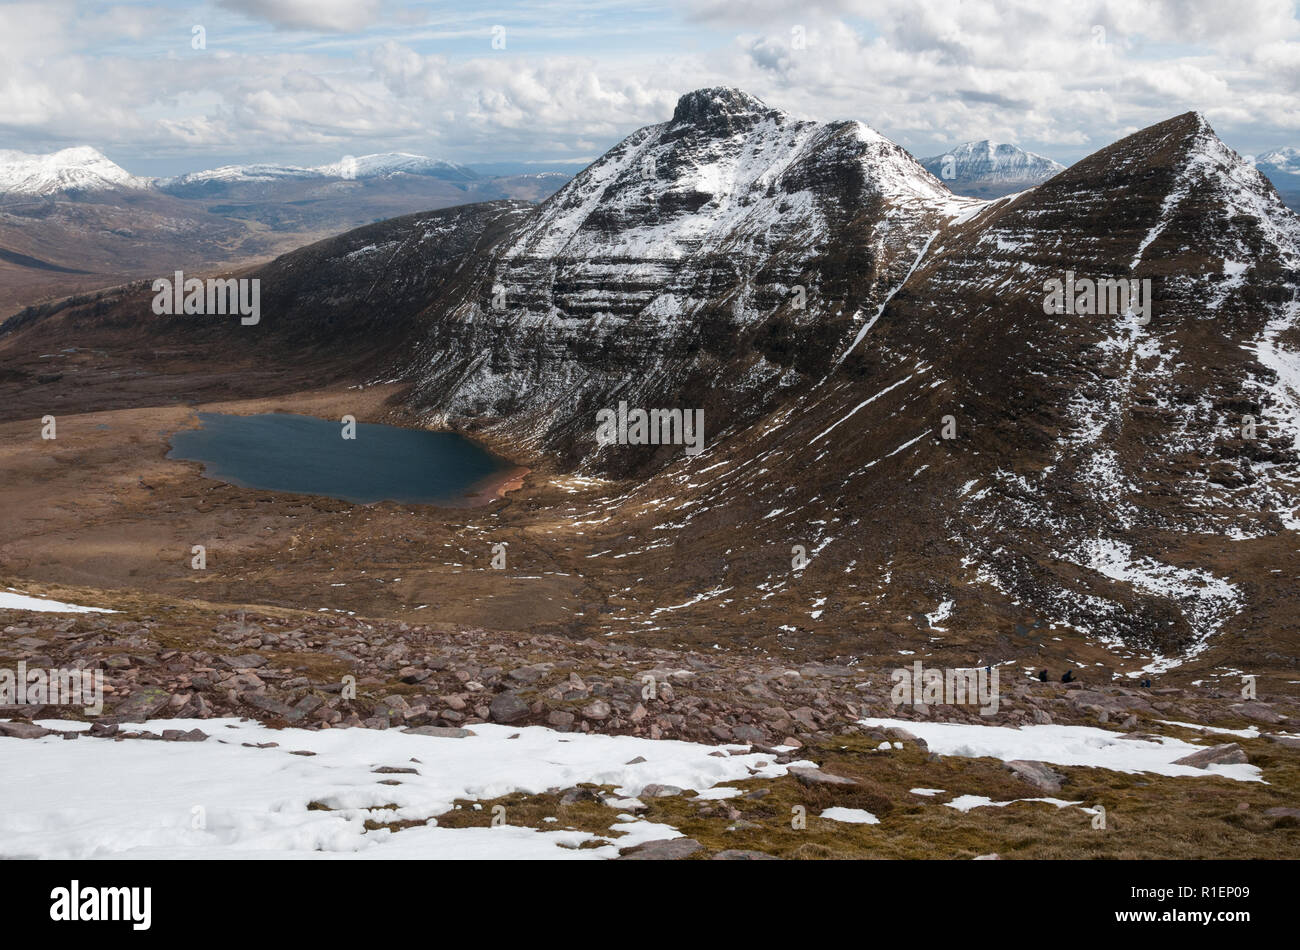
[
  {"x1": 314, "y1": 153, "x2": 474, "y2": 180},
  {"x1": 1257, "y1": 146, "x2": 1300, "y2": 177},
  {"x1": 0, "y1": 146, "x2": 152, "y2": 196},
  {"x1": 158, "y1": 152, "x2": 478, "y2": 192},
  {"x1": 920, "y1": 140, "x2": 1065, "y2": 186},
  {"x1": 163, "y1": 163, "x2": 321, "y2": 187}
]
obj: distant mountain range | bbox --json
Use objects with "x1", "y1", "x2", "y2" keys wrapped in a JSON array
[
  {"x1": 160, "y1": 152, "x2": 482, "y2": 196},
  {"x1": 0, "y1": 147, "x2": 484, "y2": 198},
  {"x1": 919, "y1": 140, "x2": 1067, "y2": 197},
  {"x1": 0, "y1": 146, "x2": 569, "y2": 316},
  {"x1": 1258, "y1": 146, "x2": 1300, "y2": 176},
  {"x1": 3, "y1": 126, "x2": 1296, "y2": 322},
  {"x1": 1257, "y1": 147, "x2": 1300, "y2": 212}
]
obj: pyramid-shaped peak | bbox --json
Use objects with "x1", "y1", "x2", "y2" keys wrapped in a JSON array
[
  {"x1": 1166, "y1": 110, "x2": 1212, "y2": 134},
  {"x1": 947, "y1": 139, "x2": 1047, "y2": 158},
  {"x1": 1115, "y1": 111, "x2": 1255, "y2": 176},
  {"x1": 1132, "y1": 110, "x2": 1216, "y2": 146},
  {"x1": 1056, "y1": 110, "x2": 1230, "y2": 181},
  {"x1": 671, "y1": 87, "x2": 780, "y2": 124}
]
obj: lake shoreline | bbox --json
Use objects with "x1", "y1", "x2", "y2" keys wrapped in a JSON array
[
  {"x1": 461, "y1": 464, "x2": 531, "y2": 507},
  {"x1": 166, "y1": 410, "x2": 522, "y2": 507}
]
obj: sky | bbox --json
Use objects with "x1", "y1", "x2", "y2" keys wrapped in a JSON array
[{"x1": 1, "y1": 0, "x2": 1298, "y2": 176}]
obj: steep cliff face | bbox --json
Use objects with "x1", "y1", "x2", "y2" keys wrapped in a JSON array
[{"x1": 402, "y1": 88, "x2": 978, "y2": 471}]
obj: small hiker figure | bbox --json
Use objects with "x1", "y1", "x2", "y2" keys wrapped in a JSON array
[
  {"x1": 1061, "y1": 669, "x2": 1076, "y2": 683},
  {"x1": 1140, "y1": 678, "x2": 1152, "y2": 688},
  {"x1": 1037, "y1": 669, "x2": 1048, "y2": 682}
]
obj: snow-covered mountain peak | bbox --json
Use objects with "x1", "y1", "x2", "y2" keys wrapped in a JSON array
[
  {"x1": 503, "y1": 89, "x2": 968, "y2": 263},
  {"x1": 409, "y1": 87, "x2": 983, "y2": 459},
  {"x1": 0, "y1": 146, "x2": 152, "y2": 196},
  {"x1": 670, "y1": 87, "x2": 780, "y2": 125},
  {"x1": 163, "y1": 163, "x2": 319, "y2": 187},
  {"x1": 919, "y1": 139, "x2": 1065, "y2": 189},
  {"x1": 154, "y1": 152, "x2": 479, "y2": 197},
  {"x1": 1258, "y1": 146, "x2": 1300, "y2": 176}
]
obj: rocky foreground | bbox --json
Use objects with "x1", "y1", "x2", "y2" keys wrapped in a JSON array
[
  {"x1": 3, "y1": 602, "x2": 1299, "y2": 860},
  {"x1": 4, "y1": 606, "x2": 1297, "y2": 743}
]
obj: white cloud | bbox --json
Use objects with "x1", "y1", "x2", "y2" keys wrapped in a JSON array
[
  {"x1": 216, "y1": 0, "x2": 384, "y2": 32},
  {"x1": 1, "y1": 0, "x2": 1298, "y2": 170}
]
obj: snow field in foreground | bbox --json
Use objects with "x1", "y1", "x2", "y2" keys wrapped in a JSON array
[
  {"x1": 0, "y1": 718, "x2": 800, "y2": 859},
  {"x1": 1, "y1": 715, "x2": 1266, "y2": 859}
]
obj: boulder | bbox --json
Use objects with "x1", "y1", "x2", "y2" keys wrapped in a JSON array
[
  {"x1": 581, "y1": 699, "x2": 611, "y2": 721},
  {"x1": 788, "y1": 766, "x2": 858, "y2": 787},
  {"x1": 243, "y1": 692, "x2": 304, "y2": 722},
  {"x1": 1006, "y1": 759, "x2": 1066, "y2": 793},
  {"x1": 113, "y1": 686, "x2": 172, "y2": 721},
  {"x1": 546, "y1": 709, "x2": 575, "y2": 730},
  {"x1": 218, "y1": 654, "x2": 267, "y2": 669},
  {"x1": 161, "y1": 728, "x2": 208, "y2": 742},
  {"x1": 1171, "y1": 743, "x2": 1248, "y2": 768},
  {"x1": 1230, "y1": 702, "x2": 1283, "y2": 724},
  {"x1": 617, "y1": 837, "x2": 702, "y2": 860},
  {"x1": 489, "y1": 691, "x2": 529, "y2": 724},
  {"x1": 0, "y1": 721, "x2": 52, "y2": 739},
  {"x1": 731, "y1": 724, "x2": 766, "y2": 743},
  {"x1": 559, "y1": 787, "x2": 602, "y2": 805},
  {"x1": 401, "y1": 725, "x2": 474, "y2": 738},
  {"x1": 640, "y1": 783, "x2": 685, "y2": 798}
]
